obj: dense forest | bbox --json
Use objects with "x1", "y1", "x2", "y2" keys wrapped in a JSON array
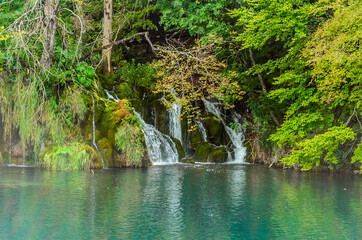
[{"x1": 0, "y1": 0, "x2": 361, "y2": 172}]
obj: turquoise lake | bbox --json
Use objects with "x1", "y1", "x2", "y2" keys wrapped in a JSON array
[{"x1": 0, "y1": 164, "x2": 361, "y2": 239}]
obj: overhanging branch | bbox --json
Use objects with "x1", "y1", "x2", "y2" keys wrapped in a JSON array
[{"x1": 80, "y1": 31, "x2": 155, "y2": 61}]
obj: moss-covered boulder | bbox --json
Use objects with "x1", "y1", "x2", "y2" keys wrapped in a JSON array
[
  {"x1": 170, "y1": 137, "x2": 185, "y2": 160},
  {"x1": 203, "y1": 115, "x2": 223, "y2": 145},
  {"x1": 181, "y1": 159, "x2": 195, "y2": 164},
  {"x1": 208, "y1": 146, "x2": 228, "y2": 163},
  {"x1": 195, "y1": 142, "x2": 214, "y2": 162},
  {"x1": 40, "y1": 142, "x2": 103, "y2": 170},
  {"x1": 97, "y1": 137, "x2": 112, "y2": 166},
  {"x1": 190, "y1": 128, "x2": 202, "y2": 149}
]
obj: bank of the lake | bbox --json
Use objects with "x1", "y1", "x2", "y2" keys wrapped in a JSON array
[{"x1": 0, "y1": 164, "x2": 361, "y2": 239}]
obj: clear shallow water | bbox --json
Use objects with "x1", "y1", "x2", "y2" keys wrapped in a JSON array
[{"x1": 0, "y1": 164, "x2": 361, "y2": 240}]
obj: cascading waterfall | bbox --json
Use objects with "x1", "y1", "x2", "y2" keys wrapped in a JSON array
[
  {"x1": 204, "y1": 99, "x2": 246, "y2": 163},
  {"x1": 105, "y1": 89, "x2": 120, "y2": 102},
  {"x1": 134, "y1": 112, "x2": 179, "y2": 164},
  {"x1": 161, "y1": 94, "x2": 182, "y2": 143},
  {"x1": 91, "y1": 94, "x2": 106, "y2": 168},
  {"x1": 195, "y1": 119, "x2": 207, "y2": 142}
]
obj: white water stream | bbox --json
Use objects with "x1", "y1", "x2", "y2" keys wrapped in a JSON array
[
  {"x1": 91, "y1": 94, "x2": 106, "y2": 168},
  {"x1": 134, "y1": 112, "x2": 179, "y2": 164},
  {"x1": 195, "y1": 119, "x2": 207, "y2": 142},
  {"x1": 161, "y1": 94, "x2": 183, "y2": 143},
  {"x1": 204, "y1": 99, "x2": 246, "y2": 163}
]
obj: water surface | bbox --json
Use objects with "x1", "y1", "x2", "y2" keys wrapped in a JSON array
[{"x1": 0, "y1": 164, "x2": 361, "y2": 239}]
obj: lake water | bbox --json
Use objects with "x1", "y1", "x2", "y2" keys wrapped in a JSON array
[{"x1": 0, "y1": 164, "x2": 361, "y2": 239}]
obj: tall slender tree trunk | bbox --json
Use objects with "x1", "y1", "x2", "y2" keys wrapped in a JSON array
[
  {"x1": 41, "y1": 0, "x2": 60, "y2": 69},
  {"x1": 103, "y1": 0, "x2": 113, "y2": 76},
  {"x1": 249, "y1": 49, "x2": 280, "y2": 126}
]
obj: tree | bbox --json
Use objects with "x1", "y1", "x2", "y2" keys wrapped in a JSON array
[{"x1": 103, "y1": 0, "x2": 113, "y2": 75}]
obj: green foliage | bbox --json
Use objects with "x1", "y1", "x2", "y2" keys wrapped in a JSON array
[
  {"x1": 116, "y1": 61, "x2": 157, "y2": 90},
  {"x1": 229, "y1": 122, "x2": 240, "y2": 132},
  {"x1": 304, "y1": 2, "x2": 362, "y2": 107},
  {"x1": 114, "y1": 123, "x2": 146, "y2": 167},
  {"x1": 281, "y1": 126, "x2": 355, "y2": 171},
  {"x1": 42, "y1": 142, "x2": 93, "y2": 170},
  {"x1": 156, "y1": 0, "x2": 237, "y2": 36},
  {"x1": 351, "y1": 144, "x2": 362, "y2": 171}
]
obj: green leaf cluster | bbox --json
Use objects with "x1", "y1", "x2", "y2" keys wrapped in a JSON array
[{"x1": 115, "y1": 123, "x2": 146, "y2": 167}]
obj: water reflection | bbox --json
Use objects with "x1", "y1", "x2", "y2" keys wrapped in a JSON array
[{"x1": 0, "y1": 165, "x2": 361, "y2": 239}]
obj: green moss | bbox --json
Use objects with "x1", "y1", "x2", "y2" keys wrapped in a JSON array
[
  {"x1": 195, "y1": 142, "x2": 214, "y2": 162},
  {"x1": 40, "y1": 142, "x2": 95, "y2": 170},
  {"x1": 114, "y1": 124, "x2": 146, "y2": 167},
  {"x1": 203, "y1": 116, "x2": 223, "y2": 145},
  {"x1": 154, "y1": 99, "x2": 167, "y2": 133},
  {"x1": 82, "y1": 144, "x2": 103, "y2": 168},
  {"x1": 171, "y1": 137, "x2": 185, "y2": 159},
  {"x1": 208, "y1": 146, "x2": 228, "y2": 163},
  {"x1": 115, "y1": 83, "x2": 133, "y2": 99},
  {"x1": 181, "y1": 159, "x2": 195, "y2": 164},
  {"x1": 130, "y1": 96, "x2": 143, "y2": 113},
  {"x1": 190, "y1": 125, "x2": 202, "y2": 150},
  {"x1": 98, "y1": 137, "x2": 112, "y2": 165}
]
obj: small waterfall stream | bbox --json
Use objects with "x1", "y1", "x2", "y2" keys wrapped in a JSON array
[
  {"x1": 204, "y1": 99, "x2": 246, "y2": 163},
  {"x1": 134, "y1": 112, "x2": 179, "y2": 164},
  {"x1": 195, "y1": 119, "x2": 207, "y2": 142},
  {"x1": 91, "y1": 94, "x2": 106, "y2": 168},
  {"x1": 105, "y1": 90, "x2": 120, "y2": 102},
  {"x1": 161, "y1": 93, "x2": 182, "y2": 143}
]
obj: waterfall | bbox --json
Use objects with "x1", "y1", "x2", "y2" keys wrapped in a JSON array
[
  {"x1": 195, "y1": 119, "x2": 207, "y2": 142},
  {"x1": 105, "y1": 89, "x2": 120, "y2": 102},
  {"x1": 161, "y1": 94, "x2": 182, "y2": 143},
  {"x1": 91, "y1": 94, "x2": 106, "y2": 168},
  {"x1": 134, "y1": 112, "x2": 179, "y2": 164},
  {"x1": 204, "y1": 99, "x2": 246, "y2": 163}
]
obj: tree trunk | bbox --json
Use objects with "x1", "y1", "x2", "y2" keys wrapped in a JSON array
[
  {"x1": 103, "y1": 0, "x2": 113, "y2": 76},
  {"x1": 41, "y1": 0, "x2": 60, "y2": 69},
  {"x1": 249, "y1": 49, "x2": 280, "y2": 126}
]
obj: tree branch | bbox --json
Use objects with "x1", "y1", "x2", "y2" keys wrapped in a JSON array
[{"x1": 80, "y1": 31, "x2": 155, "y2": 61}]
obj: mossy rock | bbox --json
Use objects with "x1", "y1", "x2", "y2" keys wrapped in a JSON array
[
  {"x1": 190, "y1": 128, "x2": 202, "y2": 149},
  {"x1": 208, "y1": 146, "x2": 228, "y2": 163},
  {"x1": 40, "y1": 143, "x2": 103, "y2": 169},
  {"x1": 195, "y1": 142, "x2": 214, "y2": 162},
  {"x1": 97, "y1": 137, "x2": 112, "y2": 166},
  {"x1": 99, "y1": 102, "x2": 121, "y2": 145},
  {"x1": 170, "y1": 137, "x2": 185, "y2": 160},
  {"x1": 181, "y1": 159, "x2": 195, "y2": 164},
  {"x1": 84, "y1": 120, "x2": 93, "y2": 141},
  {"x1": 96, "y1": 70, "x2": 113, "y2": 89},
  {"x1": 203, "y1": 116, "x2": 223, "y2": 145},
  {"x1": 130, "y1": 96, "x2": 143, "y2": 113},
  {"x1": 154, "y1": 99, "x2": 167, "y2": 134},
  {"x1": 83, "y1": 144, "x2": 103, "y2": 168},
  {"x1": 115, "y1": 83, "x2": 133, "y2": 100}
]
